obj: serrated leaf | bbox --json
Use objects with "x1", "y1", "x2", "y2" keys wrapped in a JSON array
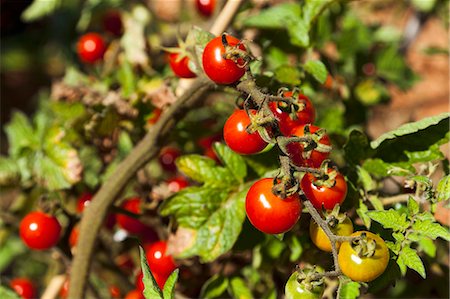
[
  {"x1": 385, "y1": 240, "x2": 400, "y2": 255},
  {"x1": 242, "y1": 3, "x2": 301, "y2": 29},
  {"x1": 405, "y1": 143, "x2": 445, "y2": 163},
  {"x1": 412, "y1": 219, "x2": 450, "y2": 241},
  {"x1": 21, "y1": 0, "x2": 61, "y2": 22},
  {"x1": 303, "y1": 0, "x2": 333, "y2": 24},
  {"x1": 228, "y1": 277, "x2": 252, "y2": 299},
  {"x1": 176, "y1": 155, "x2": 235, "y2": 186},
  {"x1": 139, "y1": 246, "x2": 163, "y2": 299},
  {"x1": 304, "y1": 60, "x2": 328, "y2": 83},
  {"x1": 199, "y1": 275, "x2": 229, "y2": 299},
  {"x1": 177, "y1": 186, "x2": 248, "y2": 262},
  {"x1": 0, "y1": 286, "x2": 21, "y2": 299},
  {"x1": 398, "y1": 246, "x2": 426, "y2": 278},
  {"x1": 33, "y1": 156, "x2": 71, "y2": 190},
  {"x1": 117, "y1": 60, "x2": 136, "y2": 97},
  {"x1": 357, "y1": 166, "x2": 376, "y2": 192},
  {"x1": 362, "y1": 159, "x2": 414, "y2": 177},
  {"x1": 338, "y1": 280, "x2": 360, "y2": 299},
  {"x1": 162, "y1": 269, "x2": 179, "y2": 299},
  {"x1": 4, "y1": 112, "x2": 37, "y2": 157},
  {"x1": 393, "y1": 232, "x2": 405, "y2": 243},
  {"x1": 185, "y1": 26, "x2": 215, "y2": 48},
  {"x1": 407, "y1": 197, "x2": 419, "y2": 216},
  {"x1": 0, "y1": 157, "x2": 20, "y2": 185},
  {"x1": 368, "y1": 195, "x2": 384, "y2": 211},
  {"x1": 357, "y1": 199, "x2": 371, "y2": 228},
  {"x1": 160, "y1": 186, "x2": 229, "y2": 229},
  {"x1": 371, "y1": 113, "x2": 449, "y2": 161},
  {"x1": 367, "y1": 210, "x2": 409, "y2": 231},
  {"x1": 287, "y1": 20, "x2": 309, "y2": 47},
  {"x1": 213, "y1": 143, "x2": 247, "y2": 183},
  {"x1": 274, "y1": 65, "x2": 301, "y2": 85},
  {"x1": 436, "y1": 175, "x2": 450, "y2": 201},
  {"x1": 409, "y1": 175, "x2": 432, "y2": 186},
  {"x1": 417, "y1": 237, "x2": 436, "y2": 258}
]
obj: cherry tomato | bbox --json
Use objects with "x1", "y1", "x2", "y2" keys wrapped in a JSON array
[
  {"x1": 147, "y1": 108, "x2": 162, "y2": 125},
  {"x1": 102, "y1": 10, "x2": 123, "y2": 36},
  {"x1": 245, "y1": 178, "x2": 302, "y2": 234},
  {"x1": 159, "y1": 147, "x2": 181, "y2": 172},
  {"x1": 10, "y1": 278, "x2": 36, "y2": 299},
  {"x1": 338, "y1": 231, "x2": 389, "y2": 282},
  {"x1": 202, "y1": 35, "x2": 246, "y2": 85},
  {"x1": 59, "y1": 279, "x2": 69, "y2": 298},
  {"x1": 124, "y1": 289, "x2": 144, "y2": 299},
  {"x1": 197, "y1": 134, "x2": 222, "y2": 150},
  {"x1": 77, "y1": 33, "x2": 106, "y2": 64},
  {"x1": 285, "y1": 124, "x2": 330, "y2": 168},
  {"x1": 76, "y1": 192, "x2": 93, "y2": 213},
  {"x1": 136, "y1": 270, "x2": 167, "y2": 291},
  {"x1": 116, "y1": 198, "x2": 148, "y2": 235},
  {"x1": 224, "y1": 110, "x2": 268, "y2": 155},
  {"x1": 309, "y1": 216, "x2": 353, "y2": 252},
  {"x1": 69, "y1": 224, "x2": 79, "y2": 249},
  {"x1": 144, "y1": 240, "x2": 177, "y2": 277},
  {"x1": 285, "y1": 272, "x2": 324, "y2": 299},
  {"x1": 301, "y1": 170, "x2": 347, "y2": 210},
  {"x1": 168, "y1": 53, "x2": 196, "y2": 78},
  {"x1": 109, "y1": 285, "x2": 121, "y2": 298},
  {"x1": 139, "y1": 226, "x2": 159, "y2": 244},
  {"x1": 196, "y1": 0, "x2": 215, "y2": 17},
  {"x1": 167, "y1": 176, "x2": 189, "y2": 193},
  {"x1": 19, "y1": 211, "x2": 61, "y2": 250},
  {"x1": 269, "y1": 91, "x2": 315, "y2": 136}
]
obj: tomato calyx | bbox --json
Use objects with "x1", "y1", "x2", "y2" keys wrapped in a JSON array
[
  {"x1": 295, "y1": 267, "x2": 325, "y2": 292},
  {"x1": 308, "y1": 164, "x2": 339, "y2": 189},
  {"x1": 272, "y1": 156, "x2": 299, "y2": 199},
  {"x1": 323, "y1": 204, "x2": 347, "y2": 228},
  {"x1": 220, "y1": 33, "x2": 253, "y2": 69},
  {"x1": 350, "y1": 232, "x2": 377, "y2": 258}
]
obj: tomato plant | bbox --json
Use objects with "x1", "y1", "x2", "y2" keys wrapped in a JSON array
[
  {"x1": 166, "y1": 176, "x2": 189, "y2": 192},
  {"x1": 285, "y1": 271, "x2": 324, "y2": 299},
  {"x1": 159, "y1": 147, "x2": 181, "y2": 172},
  {"x1": 10, "y1": 278, "x2": 36, "y2": 299},
  {"x1": 144, "y1": 241, "x2": 177, "y2": 277},
  {"x1": 202, "y1": 35, "x2": 246, "y2": 84},
  {"x1": 223, "y1": 109, "x2": 268, "y2": 155},
  {"x1": 338, "y1": 231, "x2": 389, "y2": 282},
  {"x1": 115, "y1": 198, "x2": 148, "y2": 235},
  {"x1": 309, "y1": 215, "x2": 353, "y2": 252},
  {"x1": 168, "y1": 53, "x2": 196, "y2": 78},
  {"x1": 76, "y1": 32, "x2": 106, "y2": 64},
  {"x1": 102, "y1": 10, "x2": 123, "y2": 36},
  {"x1": 196, "y1": 0, "x2": 215, "y2": 17},
  {"x1": 301, "y1": 170, "x2": 347, "y2": 210},
  {"x1": 245, "y1": 178, "x2": 302, "y2": 234},
  {"x1": 19, "y1": 211, "x2": 61, "y2": 250}
]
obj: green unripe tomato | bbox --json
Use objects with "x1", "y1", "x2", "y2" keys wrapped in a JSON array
[{"x1": 285, "y1": 271, "x2": 324, "y2": 299}]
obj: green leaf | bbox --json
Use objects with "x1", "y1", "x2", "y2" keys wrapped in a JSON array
[
  {"x1": 436, "y1": 175, "x2": 450, "y2": 202},
  {"x1": 228, "y1": 277, "x2": 253, "y2": 299},
  {"x1": 338, "y1": 280, "x2": 360, "y2": 299},
  {"x1": 162, "y1": 269, "x2": 179, "y2": 299},
  {"x1": 412, "y1": 219, "x2": 450, "y2": 241},
  {"x1": 397, "y1": 246, "x2": 426, "y2": 278},
  {"x1": 412, "y1": 0, "x2": 436, "y2": 12},
  {"x1": 287, "y1": 20, "x2": 309, "y2": 47},
  {"x1": 0, "y1": 286, "x2": 21, "y2": 299},
  {"x1": 242, "y1": 3, "x2": 301, "y2": 29},
  {"x1": 4, "y1": 112, "x2": 37, "y2": 157},
  {"x1": 139, "y1": 246, "x2": 163, "y2": 299},
  {"x1": 343, "y1": 130, "x2": 373, "y2": 166},
  {"x1": 371, "y1": 113, "x2": 450, "y2": 161},
  {"x1": 357, "y1": 200, "x2": 371, "y2": 228},
  {"x1": 117, "y1": 61, "x2": 136, "y2": 97},
  {"x1": 355, "y1": 79, "x2": 388, "y2": 106},
  {"x1": 288, "y1": 235, "x2": 303, "y2": 262},
  {"x1": 160, "y1": 186, "x2": 229, "y2": 229},
  {"x1": 176, "y1": 155, "x2": 235, "y2": 186},
  {"x1": 362, "y1": 159, "x2": 414, "y2": 177},
  {"x1": 174, "y1": 186, "x2": 249, "y2": 262},
  {"x1": 409, "y1": 175, "x2": 432, "y2": 187},
  {"x1": 213, "y1": 143, "x2": 247, "y2": 183},
  {"x1": 185, "y1": 26, "x2": 215, "y2": 48},
  {"x1": 21, "y1": 0, "x2": 61, "y2": 22},
  {"x1": 79, "y1": 147, "x2": 102, "y2": 189},
  {"x1": 417, "y1": 237, "x2": 436, "y2": 258},
  {"x1": 121, "y1": 5, "x2": 151, "y2": 66},
  {"x1": 0, "y1": 157, "x2": 20, "y2": 185},
  {"x1": 274, "y1": 65, "x2": 301, "y2": 85},
  {"x1": 407, "y1": 197, "x2": 419, "y2": 216},
  {"x1": 367, "y1": 210, "x2": 409, "y2": 231},
  {"x1": 302, "y1": 0, "x2": 333, "y2": 24},
  {"x1": 199, "y1": 275, "x2": 229, "y2": 299},
  {"x1": 304, "y1": 60, "x2": 328, "y2": 83},
  {"x1": 405, "y1": 143, "x2": 445, "y2": 163},
  {"x1": 357, "y1": 166, "x2": 376, "y2": 192},
  {"x1": 0, "y1": 236, "x2": 26, "y2": 272}
]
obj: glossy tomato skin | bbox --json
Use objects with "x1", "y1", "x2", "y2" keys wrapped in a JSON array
[
  {"x1": 269, "y1": 92, "x2": 315, "y2": 136},
  {"x1": 246, "y1": 178, "x2": 302, "y2": 234},
  {"x1": 159, "y1": 147, "x2": 181, "y2": 172},
  {"x1": 69, "y1": 224, "x2": 79, "y2": 249},
  {"x1": 76, "y1": 192, "x2": 93, "y2": 213},
  {"x1": 124, "y1": 289, "x2": 144, "y2": 299},
  {"x1": 116, "y1": 198, "x2": 148, "y2": 235},
  {"x1": 169, "y1": 53, "x2": 196, "y2": 78},
  {"x1": 59, "y1": 279, "x2": 69, "y2": 298},
  {"x1": 285, "y1": 272, "x2": 324, "y2": 299},
  {"x1": 102, "y1": 10, "x2": 123, "y2": 36},
  {"x1": 167, "y1": 176, "x2": 189, "y2": 193},
  {"x1": 202, "y1": 35, "x2": 246, "y2": 84},
  {"x1": 338, "y1": 231, "x2": 389, "y2": 282},
  {"x1": 301, "y1": 171, "x2": 347, "y2": 210},
  {"x1": 309, "y1": 216, "x2": 353, "y2": 252},
  {"x1": 109, "y1": 285, "x2": 121, "y2": 298},
  {"x1": 224, "y1": 110, "x2": 267, "y2": 155},
  {"x1": 10, "y1": 278, "x2": 36, "y2": 299},
  {"x1": 286, "y1": 125, "x2": 330, "y2": 168},
  {"x1": 144, "y1": 241, "x2": 177, "y2": 277},
  {"x1": 77, "y1": 33, "x2": 106, "y2": 64},
  {"x1": 196, "y1": 0, "x2": 215, "y2": 17},
  {"x1": 19, "y1": 211, "x2": 61, "y2": 250}
]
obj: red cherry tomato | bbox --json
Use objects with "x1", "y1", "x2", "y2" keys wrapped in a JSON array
[
  {"x1": 167, "y1": 176, "x2": 189, "y2": 193},
  {"x1": 76, "y1": 192, "x2": 93, "y2": 213},
  {"x1": 224, "y1": 110, "x2": 268, "y2": 155},
  {"x1": 159, "y1": 147, "x2": 181, "y2": 172},
  {"x1": 147, "y1": 108, "x2": 162, "y2": 125},
  {"x1": 202, "y1": 35, "x2": 246, "y2": 85},
  {"x1": 116, "y1": 198, "x2": 148, "y2": 235},
  {"x1": 77, "y1": 33, "x2": 106, "y2": 64},
  {"x1": 301, "y1": 170, "x2": 347, "y2": 210},
  {"x1": 124, "y1": 289, "x2": 144, "y2": 299},
  {"x1": 168, "y1": 53, "x2": 196, "y2": 78},
  {"x1": 19, "y1": 211, "x2": 61, "y2": 250},
  {"x1": 196, "y1": 0, "x2": 215, "y2": 17},
  {"x1": 10, "y1": 278, "x2": 36, "y2": 299},
  {"x1": 59, "y1": 279, "x2": 69, "y2": 298},
  {"x1": 269, "y1": 91, "x2": 315, "y2": 136},
  {"x1": 69, "y1": 224, "x2": 79, "y2": 249},
  {"x1": 136, "y1": 270, "x2": 167, "y2": 291},
  {"x1": 245, "y1": 178, "x2": 302, "y2": 234},
  {"x1": 197, "y1": 134, "x2": 222, "y2": 150},
  {"x1": 286, "y1": 124, "x2": 331, "y2": 168},
  {"x1": 144, "y1": 241, "x2": 177, "y2": 277},
  {"x1": 102, "y1": 10, "x2": 123, "y2": 36},
  {"x1": 109, "y1": 285, "x2": 121, "y2": 298}
]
